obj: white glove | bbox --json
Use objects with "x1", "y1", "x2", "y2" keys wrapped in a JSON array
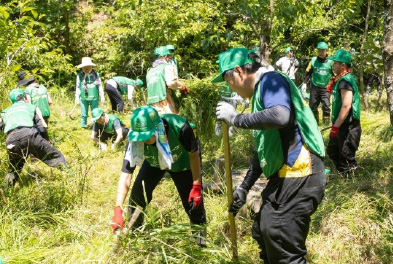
[
  {"x1": 242, "y1": 99, "x2": 250, "y2": 109},
  {"x1": 100, "y1": 143, "x2": 107, "y2": 151},
  {"x1": 216, "y1": 101, "x2": 238, "y2": 126},
  {"x1": 100, "y1": 96, "x2": 105, "y2": 104},
  {"x1": 75, "y1": 97, "x2": 80, "y2": 105},
  {"x1": 301, "y1": 83, "x2": 307, "y2": 92},
  {"x1": 111, "y1": 144, "x2": 116, "y2": 150}
]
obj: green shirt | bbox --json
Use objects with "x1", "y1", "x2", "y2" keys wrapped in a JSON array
[
  {"x1": 146, "y1": 64, "x2": 171, "y2": 105},
  {"x1": 311, "y1": 57, "x2": 333, "y2": 88},
  {"x1": 1, "y1": 102, "x2": 36, "y2": 134},
  {"x1": 144, "y1": 114, "x2": 191, "y2": 172},
  {"x1": 331, "y1": 73, "x2": 361, "y2": 123},
  {"x1": 25, "y1": 83, "x2": 50, "y2": 117}
]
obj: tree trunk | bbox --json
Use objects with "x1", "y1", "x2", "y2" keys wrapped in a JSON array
[
  {"x1": 259, "y1": 0, "x2": 274, "y2": 63},
  {"x1": 360, "y1": 0, "x2": 371, "y2": 111},
  {"x1": 383, "y1": 0, "x2": 393, "y2": 125}
]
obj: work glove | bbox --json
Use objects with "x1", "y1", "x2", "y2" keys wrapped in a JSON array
[
  {"x1": 75, "y1": 97, "x2": 80, "y2": 105},
  {"x1": 229, "y1": 186, "x2": 248, "y2": 216},
  {"x1": 180, "y1": 84, "x2": 189, "y2": 95},
  {"x1": 301, "y1": 83, "x2": 307, "y2": 92},
  {"x1": 329, "y1": 125, "x2": 339, "y2": 138},
  {"x1": 100, "y1": 142, "x2": 108, "y2": 151},
  {"x1": 216, "y1": 101, "x2": 238, "y2": 126},
  {"x1": 100, "y1": 96, "x2": 105, "y2": 104},
  {"x1": 188, "y1": 184, "x2": 203, "y2": 211},
  {"x1": 111, "y1": 206, "x2": 124, "y2": 233}
]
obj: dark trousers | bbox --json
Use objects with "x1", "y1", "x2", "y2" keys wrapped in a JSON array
[
  {"x1": 43, "y1": 116, "x2": 49, "y2": 127},
  {"x1": 128, "y1": 160, "x2": 206, "y2": 226},
  {"x1": 97, "y1": 127, "x2": 129, "y2": 142},
  {"x1": 105, "y1": 83, "x2": 124, "y2": 112},
  {"x1": 327, "y1": 119, "x2": 361, "y2": 173},
  {"x1": 251, "y1": 155, "x2": 326, "y2": 263},
  {"x1": 6, "y1": 127, "x2": 68, "y2": 179},
  {"x1": 309, "y1": 83, "x2": 331, "y2": 121}
]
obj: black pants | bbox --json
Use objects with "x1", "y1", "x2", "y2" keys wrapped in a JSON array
[
  {"x1": 251, "y1": 154, "x2": 326, "y2": 263},
  {"x1": 105, "y1": 83, "x2": 124, "y2": 112},
  {"x1": 309, "y1": 84, "x2": 331, "y2": 121},
  {"x1": 43, "y1": 116, "x2": 49, "y2": 127},
  {"x1": 128, "y1": 160, "x2": 206, "y2": 226},
  {"x1": 327, "y1": 119, "x2": 361, "y2": 173},
  {"x1": 6, "y1": 127, "x2": 68, "y2": 179},
  {"x1": 97, "y1": 127, "x2": 129, "y2": 142}
]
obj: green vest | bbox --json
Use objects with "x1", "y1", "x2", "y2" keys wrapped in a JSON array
[
  {"x1": 331, "y1": 73, "x2": 361, "y2": 123},
  {"x1": 96, "y1": 114, "x2": 124, "y2": 134},
  {"x1": 251, "y1": 72, "x2": 325, "y2": 178},
  {"x1": 112, "y1": 76, "x2": 136, "y2": 95},
  {"x1": 79, "y1": 71, "x2": 100, "y2": 101},
  {"x1": 1, "y1": 102, "x2": 36, "y2": 134},
  {"x1": 311, "y1": 57, "x2": 333, "y2": 88},
  {"x1": 25, "y1": 84, "x2": 50, "y2": 117},
  {"x1": 144, "y1": 114, "x2": 191, "y2": 172},
  {"x1": 146, "y1": 64, "x2": 172, "y2": 105}
]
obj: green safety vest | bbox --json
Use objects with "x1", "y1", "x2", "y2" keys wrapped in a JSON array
[
  {"x1": 311, "y1": 57, "x2": 333, "y2": 88},
  {"x1": 95, "y1": 114, "x2": 124, "y2": 134},
  {"x1": 251, "y1": 72, "x2": 325, "y2": 178},
  {"x1": 146, "y1": 63, "x2": 173, "y2": 105},
  {"x1": 25, "y1": 84, "x2": 50, "y2": 117},
  {"x1": 331, "y1": 73, "x2": 361, "y2": 123},
  {"x1": 1, "y1": 102, "x2": 36, "y2": 134},
  {"x1": 78, "y1": 71, "x2": 100, "y2": 101},
  {"x1": 144, "y1": 114, "x2": 192, "y2": 172},
  {"x1": 112, "y1": 76, "x2": 136, "y2": 95}
]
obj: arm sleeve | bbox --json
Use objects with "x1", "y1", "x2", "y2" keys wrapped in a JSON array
[
  {"x1": 97, "y1": 75, "x2": 104, "y2": 97},
  {"x1": 75, "y1": 74, "x2": 81, "y2": 99},
  {"x1": 234, "y1": 105, "x2": 291, "y2": 130},
  {"x1": 121, "y1": 142, "x2": 137, "y2": 174},
  {"x1": 239, "y1": 153, "x2": 263, "y2": 191},
  {"x1": 34, "y1": 114, "x2": 49, "y2": 140},
  {"x1": 113, "y1": 119, "x2": 122, "y2": 130},
  {"x1": 164, "y1": 64, "x2": 177, "y2": 82},
  {"x1": 179, "y1": 122, "x2": 199, "y2": 152},
  {"x1": 338, "y1": 79, "x2": 354, "y2": 92}
]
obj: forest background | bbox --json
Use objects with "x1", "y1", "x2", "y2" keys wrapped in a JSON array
[{"x1": 1, "y1": 0, "x2": 393, "y2": 263}]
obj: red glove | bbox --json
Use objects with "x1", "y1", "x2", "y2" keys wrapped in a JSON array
[
  {"x1": 329, "y1": 125, "x2": 339, "y2": 138},
  {"x1": 188, "y1": 184, "x2": 202, "y2": 210},
  {"x1": 111, "y1": 206, "x2": 124, "y2": 233},
  {"x1": 180, "y1": 84, "x2": 189, "y2": 95}
]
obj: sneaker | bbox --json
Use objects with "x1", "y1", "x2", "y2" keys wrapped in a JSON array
[{"x1": 193, "y1": 229, "x2": 207, "y2": 247}]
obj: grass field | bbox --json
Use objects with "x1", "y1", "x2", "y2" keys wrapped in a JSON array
[{"x1": 1, "y1": 91, "x2": 393, "y2": 263}]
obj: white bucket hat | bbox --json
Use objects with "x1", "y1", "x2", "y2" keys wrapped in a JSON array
[{"x1": 77, "y1": 57, "x2": 96, "y2": 68}]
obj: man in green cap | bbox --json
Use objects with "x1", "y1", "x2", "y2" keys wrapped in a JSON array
[
  {"x1": 0, "y1": 89, "x2": 68, "y2": 187},
  {"x1": 302, "y1": 41, "x2": 333, "y2": 125},
  {"x1": 213, "y1": 47, "x2": 326, "y2": 262},
  {"x1": 111, "y1": 106, "x2": 206, "y2": 246},
  {"x1": 17, "y1": 71, "x2": 53, "y2": 126},
  {"x1": 326, "y1": 49, "x2": 361, "y2": 174},
  {"x1": 147, "y1": 46, "x2": 188, "y2": 115},
  {"x1": 90, "y1": 108, "x2": 129, "y2": 150},
  {"x1": 166, "y1": 44, "x2": 178, "y2": 76},
  {"x1": 105, "y1": 76, "x2": 144, "y2": 112},
  {"x1": 275, "y1": 47, "x2": 299, "y2": 82}
]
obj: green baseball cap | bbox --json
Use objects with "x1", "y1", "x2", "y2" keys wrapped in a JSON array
[
  {"x1": 284, "y1": 47, "x2": 292, "y2": 54},
  {"x1": 136, "y1": 78, "x2": 144, "y2": 87},
  {"x1": 91, "y1": 108, "x2": 104, "y2": 122},
  {"x1": 212, "y1": 47, "x2": 254, "y2": 83},
  {"x1": 166, "y1": 44, "x2": 175, "y2": 52},
  {"x1": 328, "y1": 49, "x2": 352, "y2": 64},
  {"x1": 154, "y1": 46, "x2": 171, "y2": 57},
  {"x1": 9, "y1": 89, "x2": 25, "y2": 103},
  {"x1": 316, "y1": 41, "x2": 329, "y2": 50},
  {"x1": 128, "y1": 106, "x2": 160, "y2": 142}
]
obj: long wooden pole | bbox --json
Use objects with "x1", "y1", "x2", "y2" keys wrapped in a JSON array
[{"x1": 222, "y1": 122, "x2": 238, "y2": 259}]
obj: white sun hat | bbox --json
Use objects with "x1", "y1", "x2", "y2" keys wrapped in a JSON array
[{"x1": 77, "y1": 57, "x2": 96, "y2": 68}]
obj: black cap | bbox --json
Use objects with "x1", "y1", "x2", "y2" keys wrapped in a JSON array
[{"x1": 17, "y1": 71, "x2": 35, "y2": 86}]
